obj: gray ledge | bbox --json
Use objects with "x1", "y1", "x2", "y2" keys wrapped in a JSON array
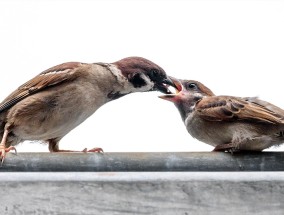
[
  {"x1": 1, "y1": 152, "x2": 284, "y2": 171},
  {"x1": 1, "y1": 153, "x2": 284, "y2": 214},
  {"x1": 1, "y1": 172, "x2": 284, "y2": 215}
]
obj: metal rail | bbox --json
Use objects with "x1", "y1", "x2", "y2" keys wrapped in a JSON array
[{"x1": 1, "y1": 152, "x2": 284, "y2": 171}]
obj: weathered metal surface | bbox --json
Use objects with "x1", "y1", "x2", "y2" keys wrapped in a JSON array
[
  {"x1": 1, "y1": 152, "x2": 284, "y2": 171},
  {"x1": 0, "y1": 172, "x2": 284, "y2": 215}
]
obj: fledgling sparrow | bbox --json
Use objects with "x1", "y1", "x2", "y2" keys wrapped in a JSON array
[
  {"x1": 160, "y1": 78, "x2": 284, "y2": 152},
  {"x1": 0, "y1": 57, "x2": 175, "y2": 162}
]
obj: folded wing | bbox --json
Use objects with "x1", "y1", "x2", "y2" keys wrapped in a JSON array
[
  {"x1": 0, "y1": 62, "x2": 81, "y2": 113},
  {"x1": 196, "y1": 96, "x2": 284, "y2": 124}
]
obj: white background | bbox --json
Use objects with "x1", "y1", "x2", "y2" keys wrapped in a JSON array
[{"x1": 0, "y1": 0, "x2": 284, "y2": 152}]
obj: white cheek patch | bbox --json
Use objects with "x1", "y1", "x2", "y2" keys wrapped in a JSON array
[{"x1": 135, "y1": 73, "x2": 155, "y2": 92}]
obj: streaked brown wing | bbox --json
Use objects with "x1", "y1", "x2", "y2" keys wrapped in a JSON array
[
  {"x1": 0, "y1": 62, "x2": 82, "y2": 113},
  {"x1": 196, "y1": 96, "x2": 284, "y2": 124}
]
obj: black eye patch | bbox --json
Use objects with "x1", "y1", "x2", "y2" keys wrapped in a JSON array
[{"x1": 129, "y1": 73, "x2": 147, "y2": 88}]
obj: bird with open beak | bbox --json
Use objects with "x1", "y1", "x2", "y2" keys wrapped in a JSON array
[
  {"x1": 160, "y1": 77, "x2": 284, "y2": 152},
  {"x1": 0, "y1": 57, "x2": 176, "y2": 163}
]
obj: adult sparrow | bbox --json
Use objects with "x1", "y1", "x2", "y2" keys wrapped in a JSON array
[
  {"x1": 160, "y1": 78, "x2": 284, "y2": 152},
  {"x1": 0, "y1": 57, "x2": 175, "y2": 162}
]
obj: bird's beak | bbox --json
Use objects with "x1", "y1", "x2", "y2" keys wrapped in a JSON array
[
  {"x1": 158, "y1": 76, "x2": 183, "y2": 102},
  {"x1": 163, "y1": 77, "x2": 176, "y2": 89},
  {"x1": 155, "y1": 76, "x2": 178, "y2": 94}
]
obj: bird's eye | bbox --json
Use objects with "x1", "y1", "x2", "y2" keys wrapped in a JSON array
[
  {"x1": 188, "y1": 83, "x2": 197, "y2": 89},
  {"x1": 150, "y1": 69, "x2": 159, "y2": 77}
]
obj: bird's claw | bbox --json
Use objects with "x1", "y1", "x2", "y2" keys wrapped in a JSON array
[
  {"x1": 82, "y1": 147, "x2": 104, "y2": 154},
  {"x1": 0, "y1": 145, "x2": 17, "y2": 165},
  {"x1": 212, "y1": 143, "x2": 236, "y2": 153}
]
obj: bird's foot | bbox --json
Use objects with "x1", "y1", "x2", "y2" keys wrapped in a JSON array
[
  {"x1": 0, "y1": 145, "x2": 17, "y2": 164},
  {"x1": 49, "y1": 147, "x2": 104, "y2": 153},
  {"x1": 213, "y1": 143, "x2": 237, "y2": 154},
  {"x1": 83, "y1": 147, "x2": 104, "y2": 153}
]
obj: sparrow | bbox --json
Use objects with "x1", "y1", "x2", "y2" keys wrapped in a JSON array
[
  {"x1": 0, "y1": 56, "x2": 175, "y2": 162},
  {"x1": 159, "y1": 77, "x2": 284, "y2": 152}
]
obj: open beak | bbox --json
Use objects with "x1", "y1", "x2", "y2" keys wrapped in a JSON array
[
  {"x1": 155, "y1": 76, "x2": 178, "y2": 94},
  {"x1": 158, "y1": 76, "x2": 183, "y2": 102}
]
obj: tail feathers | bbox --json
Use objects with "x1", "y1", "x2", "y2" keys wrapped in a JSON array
[{"x1": 244, "y1": 97, "x2": 284, "y2": 116}]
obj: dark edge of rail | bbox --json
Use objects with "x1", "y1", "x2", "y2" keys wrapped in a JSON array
[{"x1": 0, "y1": 152, "x2": 283, "y2": 172}]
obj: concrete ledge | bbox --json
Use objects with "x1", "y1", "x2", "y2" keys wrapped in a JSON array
[
  {"x1": 1, "y1": 172, "x2": 284, "y2": 214},
  {"x1": 1, "y1": 153, "x2": 284, "y2": 214},
  {"x1": 1, "y1": 152, "x2": 284, "y2": 171}
]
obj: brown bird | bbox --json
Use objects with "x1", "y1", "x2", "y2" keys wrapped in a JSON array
[
  {"x1": 159, "y1": 78, "x2": 284, "y2": 152},
  {"x1": 0, "y1": 57, "x2": 175, "y2": 162}
]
